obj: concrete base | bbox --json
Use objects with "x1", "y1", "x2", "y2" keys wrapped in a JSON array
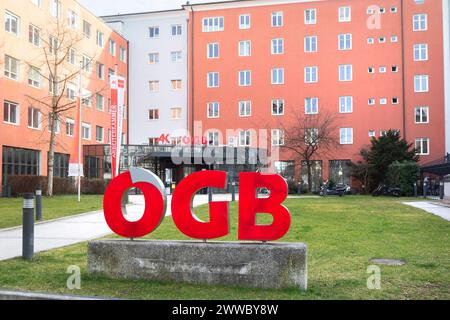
[{"x1": 88, "y1": 240, "x2": 307, "y2": 290}]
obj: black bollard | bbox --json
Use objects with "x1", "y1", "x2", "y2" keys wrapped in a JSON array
[
  {"x1": 208, "y1": 187, "x2": 213, "y2": 203},
  {"x1": 440, "y1": 181, "x2": 445, "y2": 200},
  {"x1": 22, "y1": 193, "x2": 35, "y2": 260},
  {"x1": 413, "y1": 183, "x2": 418, "y2": 197},
  {"x1": 35, "y1": 189, "x2": 42, "y2": 221},
  {"x1": 231, "y1": 182, "x2": 236, "y2": 202}
]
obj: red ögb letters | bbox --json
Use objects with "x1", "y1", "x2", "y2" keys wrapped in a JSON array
[{"x1": 103, "y1": 168, "x2": 291, "y2": 241}]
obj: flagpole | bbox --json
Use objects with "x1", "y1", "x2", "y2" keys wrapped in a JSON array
[{"x1": 77, "y1": 62, "x2": 82, "y2": 202}]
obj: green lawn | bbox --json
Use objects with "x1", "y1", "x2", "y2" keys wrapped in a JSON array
[
  {"x1": 0, "y1": 196, "x2": 448, "y2": 299},
  {"x1": 0, "y1": 195, "x2": 103, "y2": 229}
]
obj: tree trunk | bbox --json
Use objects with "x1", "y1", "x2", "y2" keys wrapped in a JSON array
[
  {"x1": 307, "y1": 162, "x2": 313, "y2": 193},
  {"x1": 47, "y1": 112, "x2": 57, "y2": 197}
]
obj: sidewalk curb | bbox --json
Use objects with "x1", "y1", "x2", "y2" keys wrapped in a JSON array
[{"x1": 0, "y1": 289, "x2": 121, "y2": 300}]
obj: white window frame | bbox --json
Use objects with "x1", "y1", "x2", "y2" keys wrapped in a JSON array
[
  {"x1": 339, "y1": 96, "x2": 353, "y2": 113},
  {"x1": 207, "y1": 43, "x2": 219, "y2": 59},
  {"x1": 5, "y1": 11, "x2": 20, "y2": 36},
  {"x1": 149, "y1": 52, "x2": 159, "y2": 64},
  {"x1": 415, "y1": 106, "x2": 429, "y2": 124},
  {"x1": 305, "y1": 66, "x2": 318, "y2": 83},
  {"x1": 28, "y1": 106, "x2": 41, "y2": 129},
  {"x1": 149, "y1": 80, "x2": 160, "y2": 92},
  {"x1": 271, "y1": 12, "x2": 283, "y2": 27},
  {"x1": 271, "y1": 68, "x2": 284, "y2": 85},
  {"x1": 239, "y1": 70, "x2": 251, "y2": 86},
  {"x1": 239, "y1": 130, "x2": 251, "y2": 146},
  {"x1": 413, "y1": 14, "x2": 427, "y2": 31},
  {"x1": 239, "y1": 100, "x2": 251, "y2": 117},
  {"x1": 202, "y1": 17, "x2": 224, "y2": 32},
  {"x1": 339, "y1": 6, "x2": 351, "y2": 22},
  {"x1": 340, "y1": 128, "x2": 353, "y2": 145},
  {"x1": 239, "y1": 14, "x2": 250, "y2": 29},
  {"x1": 414, "y1": 75, "x2": 429, "y2": 92},
  {"x1": 414, "y1": 44, "x2": 428, "y2": 61},
  {"x1": 338, "y1": 33, "x2": 352, "y2": 50},
  {"x1": 305, "y1": 97, "x2": 319, "y2": 114},
  {"x1": 207, "y1": 72, "x2": 219, "y2": 88},
  {"x1": 96, "y1": 125, "x2": 104, "y2": 143},
  {"x1": 272, "y1": 99, "x2": 284, "y2": 116},
  {"x1": 271, "y1": 129, "x2": 285, "y2": 147},
  {"x1": 305, "y1": 9, "x2": 317, "y2": 25},
  {"x1": 271, "y1": 38, "x2": 284, "y2": 54},
  {"x1": 304, "y1": 35, "x2": 317, "y2": 52},
  {"x1": 82, "y1": 123, "x2": 91, "y2": 140},
  {"x1": 4, "y1": 55, "x2": 19, "y2": 81},
  {"x1": 207, "y1": 102, "x2": 220, "y2": 118},
  {"x1": 238, "y1": 40, "x2": 251, "y2": 56},
  {"x1": 415, "y1": 138, "x2": 430, "y2": 155},
  {"x1": 339, "y1": 64, "x2": 353, "y2": 82},
  {"x1": 149, "y1": 26, "x2": 160, "y2": 38},
  {"x1": 3, "y1": 101, "x2": 19, "y2": 125}
]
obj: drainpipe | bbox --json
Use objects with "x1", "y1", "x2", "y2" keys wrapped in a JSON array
[
  {"x1": 190, "y1": 6, "x2": 195, "y2": 141},
  {"x1": 400, "y1": 0, "x2": 407, "y2": 138}
]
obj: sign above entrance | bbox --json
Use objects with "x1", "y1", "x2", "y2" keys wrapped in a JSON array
[{"x1": 103, "y1": 168, "x2": 291, "y2": 241}]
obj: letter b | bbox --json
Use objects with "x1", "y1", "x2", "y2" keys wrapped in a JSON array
[{"x1": 238, "y1": 173, "x2": 291, "y2": 241}]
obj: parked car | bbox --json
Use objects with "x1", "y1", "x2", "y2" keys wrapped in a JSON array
[{"x1": 372, "y1": 184, "x2": 401, "y2": 197}]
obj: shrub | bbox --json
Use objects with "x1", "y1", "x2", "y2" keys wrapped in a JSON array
[{"x1": 386, "y1": 161, "x2": 420, "y2": 196}]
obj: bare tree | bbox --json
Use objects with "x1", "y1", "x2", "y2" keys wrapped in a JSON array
[
  {"x1": 24, "y1": 18, "x2": 106, "y2": 196},
  {"x1": 279, "y1": 111, "x2": 342, "y2": 193}
]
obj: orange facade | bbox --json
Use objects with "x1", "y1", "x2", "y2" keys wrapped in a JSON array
[
  {"x1": 0, "y1": 0, "x2": 128, "y2": 192},
  {"x1": 187, "y1": 0, "x2": 446, "y2": 185}
]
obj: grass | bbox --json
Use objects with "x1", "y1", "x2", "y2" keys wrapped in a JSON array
[
  {"x1": 0, "y1": 195, "x2": 103, "y2": 229},
  {"x1": 0, "y1": 196, "x2": 449, "y2": 299}
]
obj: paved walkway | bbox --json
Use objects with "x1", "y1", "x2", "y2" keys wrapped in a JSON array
[
  {"x1": 402, "y1": 201, "x2": 450, "y2": 221},
  {"x1": 0, "y1": 194, "x2": 234, "y2": 261}
]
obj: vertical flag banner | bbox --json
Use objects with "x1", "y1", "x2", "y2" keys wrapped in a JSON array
[
  {"x1": 68, "y1": 73, "x2": 84, "y2": 179},
  {"x1": 110, "y1": 74, "x2": 126, "y2": 179}
]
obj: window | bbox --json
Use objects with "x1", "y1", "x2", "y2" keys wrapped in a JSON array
[
  {"x1": 108, "y1": 68, "x2": 115, "y2": 81},
  {"x1": 171, "y1": 25, "x2": 182, "y2": 36},
  {"x1": 170, "y1": 107, "x2": 182, "y2": 120},
  {"x1": 50, "y1": 0, "x2": 60, "y2": 17},
  {"x1": 338, "y1": 34, "x2": 352, "y2": 50},
  {"x1": 391, "y1": 35, "x2": 398, "y2": 42},
  {"x1": 239, "y1": 40, "x2": 251, "y2": 56},
  {"x1": 379, "y1": 66, "x2": 387, "y2": 73},
  {"x1": 5, "y1": 11, "x2": 20, "y2": 36},
  {"x1": 272, "y1": 99, "x2": 284, "y2": 115},
  {"x1": 368, "y1": 67, "x2": 375, "y2": 73},
  {"x1": 109, "y1": 39, "x2": 116, "y2": 56},
  {"x1": 202, "y1": 17, "x2": 224, "y2": 32},
  {"x1": 28, "y1": 107, "x2": 41, "y2": 129},
  {"x1": 339, "y1": 6, "x2": 351, "y2": 22},
  {"x1": 414, "y1": 44, "x2": 428, "y2": 61},
  {"x1": 239, "y1": 14, "x2": 250, "y2": 29},
  {"x1": 392, "y1": 97, "x2": 399, "y2": 104},
  {"x1": 2, "y1": 147, "x2": 40, "y2": 176},
  {"x1": 149, "y1": 26, "x2": 160, "y2": 38},
  {"x1": 171, "y1": 51, "x2": 182, "y2": 63},
  {"x1": 392, "y1": 65, "x2": 399, "y2": 72},
  {"x1": 96, "y1": 30, "x2": 104, "y2": 47},
  {"x1": 171, "y1": 79, "x2": 182, "y2": 90},
  {"x1": 271, "y1": 38, "x2": 284, "y2": 54},
  {"x1": 208, "y1": 131, "x2": 220, "y2": 146},
  {"x1": 29, "y1": 25, "x2": 40, "y2": 46},
  {"x1": 415, "y1": 107, "x2": 429, "y2": 123},
  {"x1": 207, "y1": 43, "x2": 219, "y2": 58},
  {"x1": 4, "y1": 55, "x2": 19, "y2": 80},
  {"x1": 96, "y1": 94, "x2": 104, "y2": 111},
  {"x1": 339, "y1": 65, "x2": 352, "y2": 81},
  {"x1": 340, "y1": 128, "x2": 353, "y2": 144},
  {"x1": 82, "y1": 123, "x2": 91, "y2": 140},
  {"x1": 305, "y1": 98, "x2": 318, "y2": 114},
  {"x1": 148, "y1": 109, "x2": 159, "y2": 120},
  {"x1": 207, "y1": 72, "x2": 219, "y2": 88},
  {"x1": 369, "y1": 130, "x2": 376, "y2": 138},
  {"x1": 120, "y1": 47, "x2": 127, "y2": 62},
  {"x1": 239, "y1": 130, "x2": 251, "y2": 146},
  {"x1": 368, "y1": 98, "x2": 375, "y2": 105},
  {"x1": 305, "y1": 128, "x2": 319, "y2": 145},
  {"x1": 83, "y1": 20, "x2": 91, "y2": 38},
  {"x1": 305, "y1": 66, "x2": 318, "y2": 83},
  {"x1": 82, "y1": 90, "x2": 92, "y2": 106},
  {"x1": 238, "y1": 70, "x2": 252, "y2": 86},
  {"x1": 272, "y1": 12, "x2": 283, "y2": 27},
  {"x1": 379, "y1": 37, "x2": 386, "y2": 43},
  {"x1": 49, "y1": 36, "x2": 58, "y2": 54},
  {"x1": 413, "y1": 14, "x2": 427, "y2": 31},
  {"x1": 149, "y1": 80, "x2": 160, "y2": 92},
  {"x1": 96, "y1": 62, "x2": 104, "y2": 79},
  {"x1": 415, "y1": 138, "x2": 429, "y2": 155},
  {"x1": 305, "y1": 9, "x2": 317, "y2": 24},
  {"x1": 28, "y1": 67, "x2": 41, "y2": 88},
  {"x1": 82, "y1": 55, "x2": 91, "y2": 72},
  {"x1": 31, "y1": 0, "x2": 42, "y2": 7},
  {"x1": 67, "y1": 10, "x2": 77, "y2": 29},
  {"x1": 271, "y1": 68, "x2": 284, "y2": 85},
  {"x1": 149, "y1": 53, "x2": 159, "y2": 64},
  {"x1": 96, "y1": 126, "x2": 104, "y2": 142},
  {"x1": 380, "y1": 98, "x2": 387, "y2": 105},
  {"x1": 271, "y1": 129, "x2": 285, "y2": 146},
  {"x1": 304, "y1": 36, "x2": 317, "y2": 52},
  {"x1": 414, "y1": 75, "x2": 429, "y2": 92},
  {"x1": 239, "y1": 100, "x2": 251, "y2": 117},
  {"x1": 391, "y1": 6, "x2": 398, "y2": 13},
  {"x1": 339, "y1": 96, "x2": 353, "y2": 113},
  {"x1": 66, "y1": 119, "x2": 74, "y2": 137},
  {"x1": 3, "y1": 101, "x2": 19, "y2": 124},
  {"x1": 67, "y1": 48, "x2": 76, "y2": 65},
  {"x1": 367, "y1": 37, "x2": 375, "y2": 44},
  {"x1": 207, "y1": 102, "x2": 220, "y2": 118}
]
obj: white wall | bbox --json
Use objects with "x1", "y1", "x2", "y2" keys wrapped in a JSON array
[{"x1": 103, "y1": 11, "x2": 189, "y2": 144}]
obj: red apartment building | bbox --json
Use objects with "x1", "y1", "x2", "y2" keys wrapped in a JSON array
[
  {"x1": 185, "y1": 0, "x2": 448, "y2": 190},
  {"x1": 0, "y1": 0, "x2": 128, "y2": 195}
]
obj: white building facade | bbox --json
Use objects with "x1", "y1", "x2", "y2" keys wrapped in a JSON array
[{"x1": 103, "y1": 10, "x2": 189, "y2": 145}]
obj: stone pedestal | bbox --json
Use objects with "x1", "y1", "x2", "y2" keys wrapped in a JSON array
[{"x1": 88, "y1": 240, "x2": 307, "y2": 290}]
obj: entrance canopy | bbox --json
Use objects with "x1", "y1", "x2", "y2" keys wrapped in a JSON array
[{"x1": 421, "y1": 154, "x2": 450, "y2": 176}]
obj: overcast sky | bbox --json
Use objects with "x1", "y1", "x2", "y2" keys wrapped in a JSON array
[{"x1": 78, "y1": 0, "x2": 232, "y2": 16}]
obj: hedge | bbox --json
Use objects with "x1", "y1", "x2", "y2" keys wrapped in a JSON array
[{"x1": 386, "y1": 161, "x2": 420, "y2": 196}]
